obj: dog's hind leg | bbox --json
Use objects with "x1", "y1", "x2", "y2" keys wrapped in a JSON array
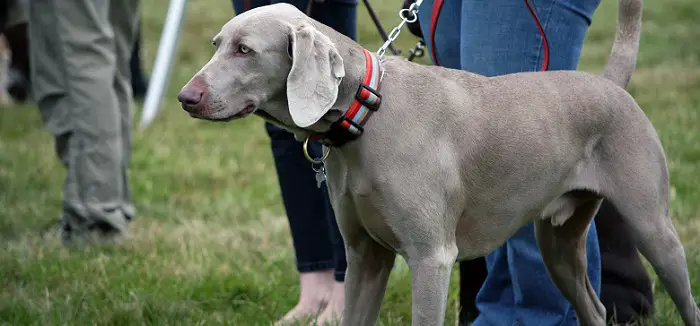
[
  {"x1": 606, "y1": 194, "x2": 700, "y2": 325},
  {"x1": 535, "y1": 197, "x2": 607, "y2": 326},
  {"x1": 342, "y1": 230, "x2": 396, "y2": 326},
  {"x1": 598, "y1": 140, "x2": 700, "y2": 325},
  {"x1": 405, "y1": 244, "x2": 458, "y2": 326}
]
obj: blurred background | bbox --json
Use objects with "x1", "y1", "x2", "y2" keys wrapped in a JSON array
[{"x1": 0, "y1": 0, "x2": 698, "y2": 324}]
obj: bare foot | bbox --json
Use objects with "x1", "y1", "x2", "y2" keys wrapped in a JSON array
[
  {"x1": 316, "y1": 281, "x2": 345, "y2": 325},
  {"x1": 274, "y1": 270, "x2": 334, "y2": 325}
]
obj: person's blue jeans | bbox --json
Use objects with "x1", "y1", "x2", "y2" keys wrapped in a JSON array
[
  {"x1": 231, "y1": 0, "x2": 357, "y2": 282},
  {"x1": 417, "y1": 0, "x2": 603, "y2": 324}
]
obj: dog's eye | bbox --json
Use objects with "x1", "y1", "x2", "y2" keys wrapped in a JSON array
[{"x1": 238, "y1": 44, "x2": 251, "y2": 54}]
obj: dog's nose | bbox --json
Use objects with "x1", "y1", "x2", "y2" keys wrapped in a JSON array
[
  {"x1": 177, "y1": 87, "x2": 204, "y2": 107},
  {"x1": 179, "y1": 76, "x2": 209, "y2": 113}
]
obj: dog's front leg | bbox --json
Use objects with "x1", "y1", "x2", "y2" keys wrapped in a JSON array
[
  {"x1": 342, "y1": 229, "x2": 396, "y2": 326},
  {"x1": 406, "y1": 245, "x2": 458, "y2": 326}
]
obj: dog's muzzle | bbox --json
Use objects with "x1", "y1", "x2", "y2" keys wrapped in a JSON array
[{"x1": 178, "y1": 75, "x2": 209, "y2": 113}]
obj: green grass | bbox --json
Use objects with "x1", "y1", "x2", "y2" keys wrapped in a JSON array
[{"x1": 1, "y1": 0, "x2": 699, "y2": 325}]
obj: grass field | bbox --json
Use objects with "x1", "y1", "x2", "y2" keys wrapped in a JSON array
[{"x1": 1, "y1": 0, "x2": 699, "y2": 324}]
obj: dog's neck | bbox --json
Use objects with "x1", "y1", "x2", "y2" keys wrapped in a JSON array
[
  {"x1": 307, "y1": 22, "x2": 385, "y2": 147},
  {"x1": 318, "y1": 28, "x2": 370, "y2": 128}
]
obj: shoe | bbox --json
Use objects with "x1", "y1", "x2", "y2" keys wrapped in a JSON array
[{"x1": 42, "y1": 217, "x2": 129, "y2": 247}]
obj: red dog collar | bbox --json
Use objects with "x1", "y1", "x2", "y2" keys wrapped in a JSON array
[{"x1": 311, "y1": 48, "x2": 383, "y2": 147}]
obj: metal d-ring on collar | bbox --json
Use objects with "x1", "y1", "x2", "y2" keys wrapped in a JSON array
[{"x1": 303, "y1": 135, "x2": 331, "y2": 165}]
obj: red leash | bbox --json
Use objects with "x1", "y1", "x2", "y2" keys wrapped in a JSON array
[
  {"x1": 523, "y1": 0, "x2": 550, "y2": 71},
  {"x1": 429, "y1": 0, "x2": 550, "y2": 71},
  {"x1": 428, "y1": 0, "x2": 444, "y2": 66}
]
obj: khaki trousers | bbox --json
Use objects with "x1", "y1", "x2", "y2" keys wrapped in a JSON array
[{"x1": 28, "y1": 0, "x2": 140, "y2": 234}]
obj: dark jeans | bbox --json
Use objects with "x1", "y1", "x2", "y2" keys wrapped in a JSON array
[{"x1": 231, "y1": 0, "x2": 357, "y2": 282}]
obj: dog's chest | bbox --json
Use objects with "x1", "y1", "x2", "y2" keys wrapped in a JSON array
[{"x1": 326, "y1": 164, "x2": 404, "y2": 253}]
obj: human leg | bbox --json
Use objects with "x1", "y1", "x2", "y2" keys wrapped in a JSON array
[
  {"x1": 458, "y1": 259, "x2": 488, "y2": 324},
  {"x1": 109, "y1": 0, "x2": 140, "y2": 228},
  {"x1": 418, "y1": 0, "x2": 603, "y2": 324},
  {"x1": 301, "y1": 1, "x2": 357, "y2": 323},
  {"x1": 28, "y1": 0, "x2": 132, "y2": 243},
  {"x1": 595, "y1": 201, "x2": 654, "y2": 324},
  {"x1": 459, "y1": 1, "x2": 603, "y2": 325},
  {"x1": 229, "y1": 0, "x2": 354, "y2": 323},
  {"x1": 264, "y1": 122, "x2": 338, "y2": 323},
  {"x1": 240, "y1": 0, "x2": 356, "y2": 289},
  {"x1": 424, "y1": 0, "x2": 654, "y2": 324}
]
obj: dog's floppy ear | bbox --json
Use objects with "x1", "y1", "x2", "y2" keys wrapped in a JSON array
[{"x1": 286, "y1": 22, "x2": 345, "y2": 128}]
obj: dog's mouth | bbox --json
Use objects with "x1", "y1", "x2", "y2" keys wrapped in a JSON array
[
  {"x1": 189, "y1": 104, "x2": 256, "y2": 122},
  {"x1": 232, "y1": 104, "x2": 256, "y2": 118}
]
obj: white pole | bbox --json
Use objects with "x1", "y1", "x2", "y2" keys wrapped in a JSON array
[{"x1": 138, "y1": 0, "x2": 188, "y2": 130}]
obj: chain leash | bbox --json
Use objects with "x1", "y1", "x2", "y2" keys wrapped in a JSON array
[{"x1": 376, "y1": 0, "x2": 424, "y2": 66}]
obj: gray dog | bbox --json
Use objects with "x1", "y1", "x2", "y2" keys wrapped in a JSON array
[{"x1": 178, "y1": 1, "x2": 700, "y2": 325}]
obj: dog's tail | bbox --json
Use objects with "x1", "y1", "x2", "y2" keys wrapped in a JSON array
[{"x1": 600, "y1": 0, "x2": 643, "y2": 89}]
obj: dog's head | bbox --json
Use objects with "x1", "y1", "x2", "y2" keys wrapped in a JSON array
[{"x1": 177, "y1": 3, "x2": 346, "y2": 133}]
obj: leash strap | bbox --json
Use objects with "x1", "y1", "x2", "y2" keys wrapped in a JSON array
[
  {"x1": 429, "y1": 0, "x2": 444, "y2": 66},
  {"x1": 523, "y1": 0, "x2": 550, "y2": 71},
  {"x1": 429, "y1": 0, "x2": 550, "y2": 71},
  {"x1": 312, "y1": 48, "x2": 382, "y2": 147}
]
